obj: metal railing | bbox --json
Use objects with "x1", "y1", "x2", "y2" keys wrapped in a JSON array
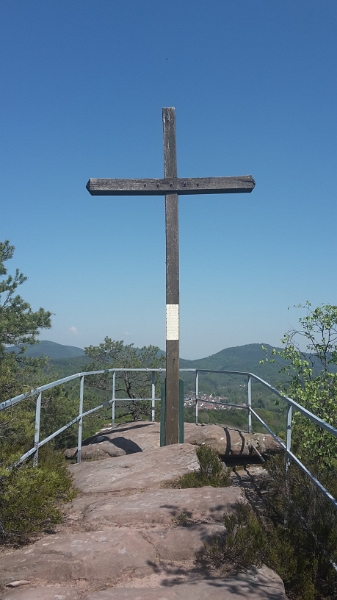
[{"x1": 1, "y1": 367, "x2": 337, "y2": 511}]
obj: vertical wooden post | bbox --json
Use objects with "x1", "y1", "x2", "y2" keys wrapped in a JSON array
[
  {"x1": 86, "y1": 107, "x2": 255, "y2": 444},
  {"x1": 163, "y1": 107, "x2": 179, "y2": 445}
]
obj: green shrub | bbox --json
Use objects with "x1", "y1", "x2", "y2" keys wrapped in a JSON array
[
  {"x1": 173, "y1": 444, "x2": 230, "y2": 488},
  {"x1": 0, "y1": 447, "x2": 76, "y2": 546},
  {"x1": 264, "y1": 457, "x2": 337, "y2": 599},
  {"x1": 201, "y1": 456, "x2": 337, "y2": 600},
  {"x1": 203, "y1": 502, "x2": 268, "y2": 573}
]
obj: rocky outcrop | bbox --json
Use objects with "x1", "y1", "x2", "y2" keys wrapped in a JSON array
[
  {"x1": 185, "y1": 423, "x2": 281, "y2": 459},
  {"x1": 1, "y1": 569, "x2": 288, "y2": 600},
  {"x1": 64, "y1": 421, "x2": 282, "y2": 462},
  {"x1": 0, "y1": 441, "x2": 288, "y2": 599}
]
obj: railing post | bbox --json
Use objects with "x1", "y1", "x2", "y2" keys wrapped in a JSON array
[
  {"x1": 195, "y1": 370, "x2": 199, "y2": 425},
  {"x1": 151, "y1": 371, "x2": 155, "y2": 422},
  {"x1": 286, "y1": 403, "x2": 293, "y2": 473},
  {"x1": 284, "y1": 402, "x2": 293, "y2": 526},
  {"x1": 247, "y1": 375, "x2": 252, "y2": 434},
  {"x1": 77, "y1": 375, "x2": 84, "y2": 464},
  {"x1": 112, "y1": 371, "x2": 116, "y2": 429},
  {"x1": 33, "y1": 392, "x2": 42, "y2": 467}
]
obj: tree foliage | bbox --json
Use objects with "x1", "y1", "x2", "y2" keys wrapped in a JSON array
[
  {"x1": 0, "y1": 447, "x2": 75, "y2": 546},
  {"x1": 0, "y1": 240, "x2": 52, "y2": 401},
  {"x1": 84, "y1": 337, "x2": 165, "y2": 421},
  {"x1": 0, "y1": 241, "x2": 76, "y2": 545},
  {"x1": 274, "y1": 303, "x2": 337, "y2": 471},
  {"x1": 202, "y1": 461, "x2": 337, "y2": 599}
]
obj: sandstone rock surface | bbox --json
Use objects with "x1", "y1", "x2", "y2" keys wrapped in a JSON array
[
  {"x1": 64, "y1": 421, "x2": 282, "y2": 461},
  {"x1": 0, "y1": 438, "x2": 288, "y2": 599},
  {"x1": 68, "y1": 443, "x2": 199, "y2": 494},
  {"x1": 1, "y1": 567, "x2": 288, "y2": 600}
]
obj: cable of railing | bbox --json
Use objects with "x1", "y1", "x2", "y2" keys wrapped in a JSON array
[
  {"x1": 0, "y1": 367, "x2": 170, "y2": 413},
  {"x1": 37, "y1": 414, "x2": 82, "y2": 449},
  {"x1": 193, "y1": 369, "x2": 337, "y2": 439},
  {"x1": 81, "y1": 368, "x2": 167, "y2": 375},
  {"x1": 247, "y1": 372, "x2": 337, "y2": 439},
  {"x1": 4, "y1": 367, "x2": 337, "y2": 438},
  {"x1": 4, "y1": 358, "x2": 337, "y2": 586},
  {"x1": 250, "y1": 405, "x2": 337, "y2": 511},
  {"x1": 195, "y1": 368, "x2": 251, "y2": 376},
  {"x1": 0, "y1": 367, "x2": 256, "y2": 411},
  {"x1": 3, "y1": 366, "x2": 337, "y2": 512},
  {"x1": 0, "y1": 372, "x2": 81, "y2": 411},
  {"x1": 287, "y1": 448, "x2": 337, "y2": 512},
  {"x1": 242, "y1": 406, "x2": 287, "y2": 451},
  {"x1": 194, "y1": 398, "x2": 248, "y2": 410},
  {"x1": 15, "y1": 447, "x2": 36, "y2": 465},
  {"x1": 17, "y1": 395, "x2": 149, "y2": 466}
]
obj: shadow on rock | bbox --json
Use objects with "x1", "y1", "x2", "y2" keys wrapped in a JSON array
[
  {"x1": 111, "y1": 436, "x2": 142, "y2": 454},
  {"x1": 146, "y1": 559, "x2": 286, "y2": 599}
]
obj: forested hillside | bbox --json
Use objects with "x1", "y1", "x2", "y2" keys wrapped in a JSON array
[
  {"x1": 11, "y1": 339, "x2": 287, "y2": 436},
  {"x1": 12, "y1": 339, "x2": 285, "y2": 383}
]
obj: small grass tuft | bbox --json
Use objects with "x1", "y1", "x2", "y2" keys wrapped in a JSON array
[{"x1": 172, "y1": 511, "x2": 189, "y2": 526}]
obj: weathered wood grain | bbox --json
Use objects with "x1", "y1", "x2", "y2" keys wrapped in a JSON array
[
  {"x1": 86, "y1": 106, "x2": 256, "y2": 450},
  {"x1": 86, "y1": 175, "x2": 255, "y2": 196},
  {"x1": 163, "y1": 107, "x2": 180, "y2": 446}
]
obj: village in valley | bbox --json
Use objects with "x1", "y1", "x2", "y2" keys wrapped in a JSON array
[{"x1": 184, "y1": 393, "x2": 246, "y2": 411}]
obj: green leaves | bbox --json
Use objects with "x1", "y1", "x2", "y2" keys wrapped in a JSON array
[
  {"x1": 269, "y1": 303, "x2": 337, "y2": 471},
  {"x1": 172, "y1": 444, "x2": 230, "y2": 489},
  {"x1": 0, "y1": 241, "x2": 78, "y2": 546},
  {"x1": 0, "y1": 240, "x2": 52, "y2": 350},
  {"x1": 84, "y1": 337, "x2": 165, "y2": 421},
  {"x1": 202, "y1": 459, "x2": 337, "y2": 597},
  {"x1": 0, "y1": 240, "x2": 52, "y2": 402},
  {"x1": 0, "y1": 448, "x2": 76, "y2": 545}
]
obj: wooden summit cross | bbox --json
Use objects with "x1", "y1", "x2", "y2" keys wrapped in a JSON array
[{"x1": 86, "y1": 107, "x2": 255, "y2": 446}]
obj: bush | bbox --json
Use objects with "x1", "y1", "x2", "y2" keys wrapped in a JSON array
[
  {"x1": 0, "y1": 447, "x2": 76, "y2": 546},
  {"x1": 203, "y1": 502, "x2": 267, "y2": 574},
  {"x1": 201, "y1": 456, "x2": 337, "y2": 600},
  {"x1": 173, "y1": 444, "x2": 230, "y2": 488},
  {"x1": 263, "y1": 303, "x2": 337, "y2": 472},
  {"x1": 264, "y1": 457, "x2": 337, "y2": 599},
  {"x1": 0, "y1": 242, "x2": 76, "y2": 546}
]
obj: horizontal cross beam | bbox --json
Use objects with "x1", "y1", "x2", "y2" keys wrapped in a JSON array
[{"x1": 86, "y1": 176, "x2": 255, "y2": 196}]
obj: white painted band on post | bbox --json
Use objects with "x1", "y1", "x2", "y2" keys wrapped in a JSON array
[{"x1": 166, "y1": 304, "x2": 179, "y2": 340}]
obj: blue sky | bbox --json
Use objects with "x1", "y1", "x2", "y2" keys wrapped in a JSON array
[{"x1": 1, "y1": 1, "x2": 336, "y2": 359}]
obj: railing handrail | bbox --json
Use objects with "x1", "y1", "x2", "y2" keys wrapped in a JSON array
[
  {"x1": 2, "y1": 367, "x2": 337, "y2": 439},
  {"x1": 2, "y1": 366, "x2": 337, "y2": 513},
  {"x1": 2, "y1": 365, "x2": 336, "y2": 575}
]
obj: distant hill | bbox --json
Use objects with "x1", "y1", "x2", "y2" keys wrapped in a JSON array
[
  {"x1": 7, "y1": 340, "x2": 281, "y2": 370},
  {"x1": 6, "y1": 340, "x2": 85, "y2": 360},
  {"x1": 5, "y1": 339, "x2": 290, "y2": 384},
  {"x1": 180, "y1": 343, "x2": 286, "y2": 381},
  {"x1": 178, "y1": 343, "x2": 289, "y2": 395}
]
